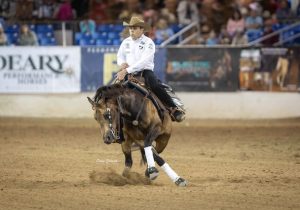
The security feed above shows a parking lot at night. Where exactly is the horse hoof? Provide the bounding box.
[175,177,187,187]
[122,167,131,177]
[145,167,159,180]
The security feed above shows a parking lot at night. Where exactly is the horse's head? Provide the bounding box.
[88,96,120,144]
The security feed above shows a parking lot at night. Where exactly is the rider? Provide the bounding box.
[116,16,185,122]
[116,16,185,180]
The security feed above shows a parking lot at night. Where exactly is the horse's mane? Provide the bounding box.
[94,83,126,103]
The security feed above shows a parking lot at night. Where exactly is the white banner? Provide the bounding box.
[0,47,81,93]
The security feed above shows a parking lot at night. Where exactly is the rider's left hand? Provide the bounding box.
[117,69,127,81]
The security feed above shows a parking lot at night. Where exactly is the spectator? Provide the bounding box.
[206,30,218,46]
[79,17,96,35]
[245,7,263,35]
[0,24,7,45]
[2,0,16,20]
[71,0,90,19]
[210,1,232,34]
[198,24,211,44]
[53,0,74,21]
[154,18,174,43]
[276,0,293,19]
[143,0,158,26]
[260,0,278,15]
[89,0,109,23]
[160,8,176,24]
[177,0,199,25]
[226,9,245,37]
[0,0,10,19]
[261,18,279,46]
[119,0,142,22]
[231,28,248,46]
[15,0,34,20]
[18,24,39,46]
[164,0,177,14]
[219,25,232,45]
[36,0,55,20]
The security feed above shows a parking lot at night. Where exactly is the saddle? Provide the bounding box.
[123,74,185,122]
[123,75,167,121]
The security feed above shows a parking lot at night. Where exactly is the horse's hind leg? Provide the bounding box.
[149,132,187,187]
[151,148,187,187]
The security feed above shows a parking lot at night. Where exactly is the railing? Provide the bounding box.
[274,32,300,46]
[247,21,300,46]
[160,21,200,47]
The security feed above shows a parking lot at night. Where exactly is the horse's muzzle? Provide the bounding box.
[103,131,116,144]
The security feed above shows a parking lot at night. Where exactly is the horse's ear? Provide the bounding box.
[87,97,95,107]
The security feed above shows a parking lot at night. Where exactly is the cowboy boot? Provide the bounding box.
[170,107,185,122]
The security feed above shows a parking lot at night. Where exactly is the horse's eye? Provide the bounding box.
[103,112,110,120]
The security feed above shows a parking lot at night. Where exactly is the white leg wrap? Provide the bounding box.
[144,146,155,168]
[161,163,180,182]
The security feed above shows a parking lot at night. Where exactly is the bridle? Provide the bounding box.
[93,101,120,142]
[103,107,120,141]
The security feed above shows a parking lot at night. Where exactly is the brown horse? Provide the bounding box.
[87,82,187,186]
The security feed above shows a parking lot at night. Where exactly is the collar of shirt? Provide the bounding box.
[129,34,145,42]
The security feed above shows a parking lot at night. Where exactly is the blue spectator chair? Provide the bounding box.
[79,37,95,46]
[112,39,121,45]
[113,24,123,32]
[292,24,300,33]
[247,30,263,42]
[108,31,119,39]
[170,24,184,33]
[154,39,163,45]
[40,37,56,46]
[5,24,19,33]
[97,24,110,32]
[281,30,295,45]
[92,32,107,40]
[36,24,54,33]
[96,39,105,46]
[105,39,113,45]
[6,32,19,45]
[75,32,85,45]
[79,39,88,46]
[272,23,287,31]
[28,24,36,32]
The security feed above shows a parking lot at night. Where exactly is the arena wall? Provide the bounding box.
[0,92,299,119]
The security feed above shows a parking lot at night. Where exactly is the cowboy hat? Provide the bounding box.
[123,16,150,31]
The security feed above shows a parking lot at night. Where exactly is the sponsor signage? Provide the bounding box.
[0,47,81,93]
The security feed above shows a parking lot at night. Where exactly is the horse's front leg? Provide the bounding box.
[121,138,133,177]
[143,128,160,180]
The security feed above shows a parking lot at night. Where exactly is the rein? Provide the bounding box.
[117,92,148,126]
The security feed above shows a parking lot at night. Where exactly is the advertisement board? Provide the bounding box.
[166,47,240,91]
[0,47,81,93]
[239,47,299,91]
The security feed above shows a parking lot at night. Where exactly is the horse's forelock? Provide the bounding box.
[94,84,125,103]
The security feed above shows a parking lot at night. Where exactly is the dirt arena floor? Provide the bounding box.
[0,117,300,210]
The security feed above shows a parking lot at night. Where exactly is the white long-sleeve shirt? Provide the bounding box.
[117,34,155,74]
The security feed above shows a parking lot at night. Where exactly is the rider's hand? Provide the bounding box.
[116,69,127,81]
[120,63,129,70]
